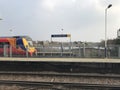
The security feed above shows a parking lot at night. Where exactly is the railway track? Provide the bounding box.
[0,72,120,84]
[0,80,120,90]
[0,71,120,78]
[0,71,120,89]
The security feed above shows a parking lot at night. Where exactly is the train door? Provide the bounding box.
[0,42,10,57]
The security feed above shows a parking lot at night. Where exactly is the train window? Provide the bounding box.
[28,41,33,47]
[0,43,2,48]
[0,42,10,48]
[22,36,33,47]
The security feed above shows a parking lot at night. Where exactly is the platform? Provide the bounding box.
[0,57,119,63]
[0,57,120,73]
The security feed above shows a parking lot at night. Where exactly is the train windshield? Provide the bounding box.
[28,41,33,47]
[13,36,34,47]
[23,36,33,47]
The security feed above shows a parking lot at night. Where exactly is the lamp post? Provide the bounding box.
[105,4,112,58]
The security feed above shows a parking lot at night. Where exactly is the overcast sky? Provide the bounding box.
[0,0,120,42]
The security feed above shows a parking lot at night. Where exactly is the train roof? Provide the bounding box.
[0,36,32,41]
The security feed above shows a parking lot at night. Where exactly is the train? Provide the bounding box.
[0,36,36,56]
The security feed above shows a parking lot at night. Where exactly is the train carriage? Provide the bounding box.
[0,36,36,56]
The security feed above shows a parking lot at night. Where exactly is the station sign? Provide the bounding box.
[51,34,71,38]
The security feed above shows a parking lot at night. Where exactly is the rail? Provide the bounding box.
[0,80,119,89]
[0,71,120,78]
[0,71,120,89]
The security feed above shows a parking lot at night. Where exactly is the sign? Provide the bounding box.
[51,34,71,38]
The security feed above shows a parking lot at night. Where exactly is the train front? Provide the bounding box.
[15,36,37,56]
[23,36,37,56]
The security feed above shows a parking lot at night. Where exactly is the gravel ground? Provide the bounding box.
[0,73,120,90]
[0,85,23,90]
[0,86,82,90]
[0,85,84,90]
[0,74,119,85]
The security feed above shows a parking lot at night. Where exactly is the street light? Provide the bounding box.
[105,4,112,58]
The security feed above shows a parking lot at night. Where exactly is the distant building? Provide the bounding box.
[117,29,120,39]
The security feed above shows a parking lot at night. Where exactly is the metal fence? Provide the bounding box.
[35,42,120,58]
[0,44,120,58]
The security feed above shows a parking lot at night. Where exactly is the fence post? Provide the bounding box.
[83,43,86,58]
[79,46,81,57]
[118,46,120,58]
[4,45,8,57]
[69,44,72,57]
[10,45,12,57]
[98,46,100,58]
[3,45,6,57]
[61,43,63,56]
[26,46,28,58]
[50,44,53,56]
[43,45,45,56]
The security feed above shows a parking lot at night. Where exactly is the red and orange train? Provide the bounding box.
[0,36,36,56]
